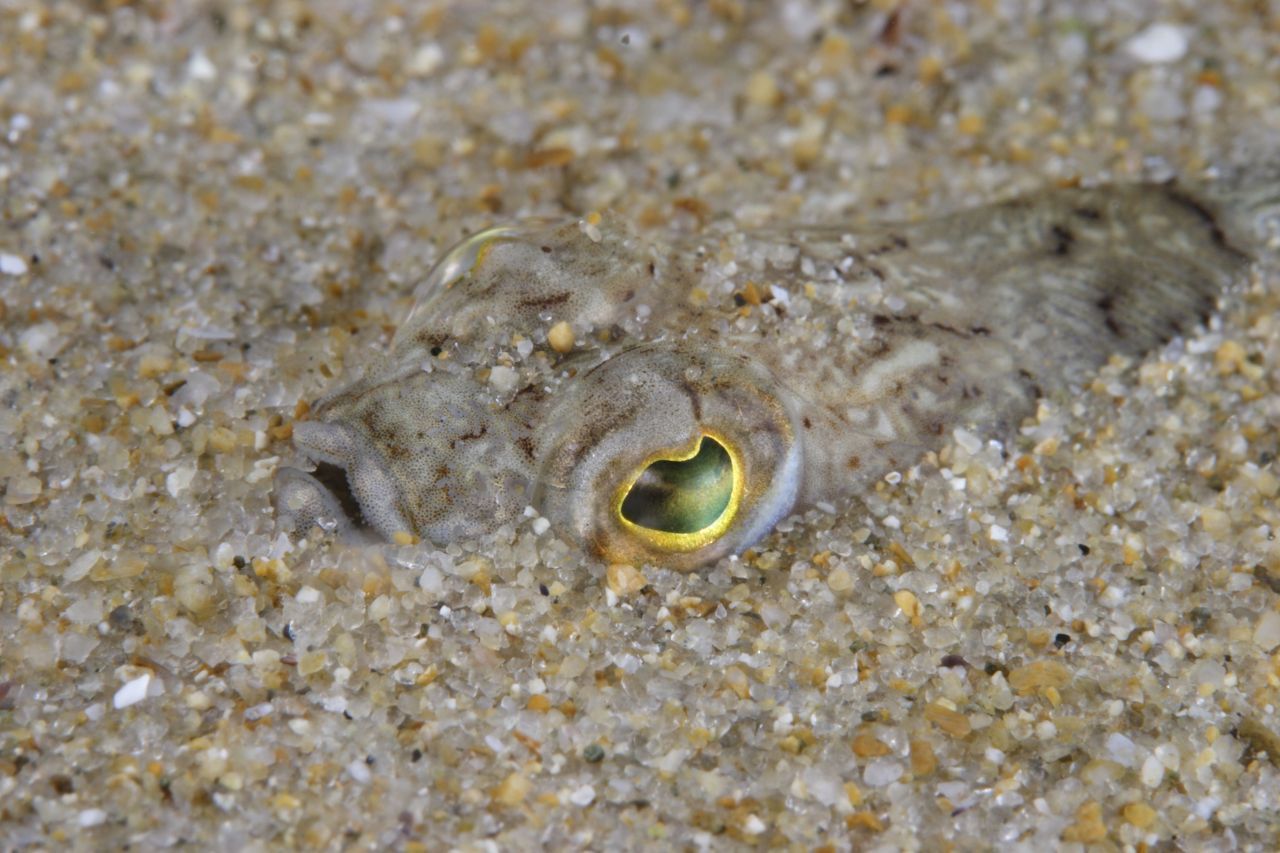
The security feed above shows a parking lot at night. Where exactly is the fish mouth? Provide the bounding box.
[274,465,368,541]
[306,460,369,529]
[290,420,413,540]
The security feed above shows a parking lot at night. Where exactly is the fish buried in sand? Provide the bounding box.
[274,175,1277,569]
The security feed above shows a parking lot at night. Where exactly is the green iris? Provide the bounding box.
[620,437,735,534]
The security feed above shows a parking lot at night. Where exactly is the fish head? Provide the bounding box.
[285,366,536,544]
[276,215,804,567]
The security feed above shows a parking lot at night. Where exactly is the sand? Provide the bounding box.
[2,1,1280,849]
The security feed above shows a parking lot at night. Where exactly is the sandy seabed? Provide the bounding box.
[3,1,1280,849]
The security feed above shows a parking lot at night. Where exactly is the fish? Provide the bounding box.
[273,174,1277,570]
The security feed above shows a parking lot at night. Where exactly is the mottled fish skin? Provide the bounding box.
[275,179,1261,569]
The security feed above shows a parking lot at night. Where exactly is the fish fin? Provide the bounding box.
[1196,162,1280,249]
[761,181,1252,395]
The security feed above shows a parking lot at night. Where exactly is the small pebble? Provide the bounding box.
[1140,754,1165,787]
[65,550,101,582]
[909,739,937,776]
[489,365,518,393]
[1106,732,1138,767]
[1253,611,1280,651]
[548,321,575,353]
[165,464,196,498]
[345,759,371,784]
[113,673,151,709]
[1123,801,1157,829]
[1124,23,1188,64]
[863,758,904,787]
[744,70,779,107]
[187,50,217,81]
[0,252,28,275]
[407,43,444,77]
[4,475,42,505]
[893,590,921,620]
[1008,660,1070,694]
[606,563,646,597]
[852,733,891,758]
[493,772,531,806]
[18,322,63,360]
[924,702,972,738]
[295,586,321,604]
[1062,801,1107,843]
[826,565,854,592]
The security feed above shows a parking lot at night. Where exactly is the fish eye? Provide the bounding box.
[614,435,744,552]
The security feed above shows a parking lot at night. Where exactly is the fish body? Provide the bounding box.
[275,179,1263,569]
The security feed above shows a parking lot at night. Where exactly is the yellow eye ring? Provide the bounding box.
[612,433,744,553]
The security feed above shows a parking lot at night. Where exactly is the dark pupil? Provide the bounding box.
[620,438,733,534]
